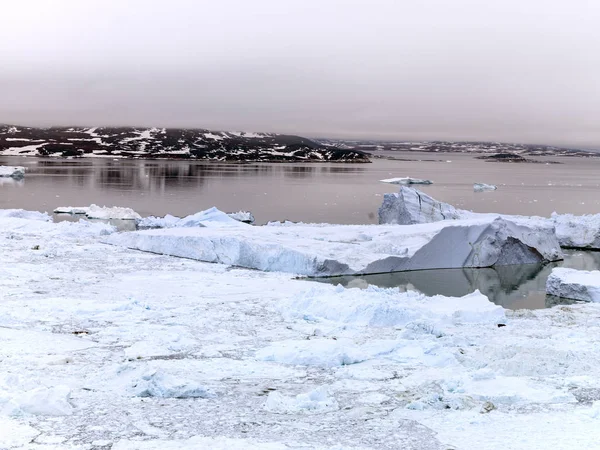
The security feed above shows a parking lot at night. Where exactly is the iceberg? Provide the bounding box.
[227,210,255,224]
[380,177,433,185]
[546,268,600,302]
[474,183,498,192]
[0,166,25,179]
[379,186,600,250]
[378,187,463,225]
[105,208,562,276]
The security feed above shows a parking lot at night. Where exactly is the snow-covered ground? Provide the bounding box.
[3,211,600,449]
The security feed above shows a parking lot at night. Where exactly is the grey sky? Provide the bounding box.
[1,0,599,147]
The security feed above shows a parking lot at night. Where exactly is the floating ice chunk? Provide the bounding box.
[132,371,215,399]
[264,386,338,414]
[256,339,368,368]
[0,166,25,179]
[546,268,600,302]
[474,183,498,192]
[380,177,433,185]
[54,204,141,220]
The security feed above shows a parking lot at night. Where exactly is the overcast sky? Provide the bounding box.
[1,0,599,147]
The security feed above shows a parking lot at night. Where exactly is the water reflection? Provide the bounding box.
[317,250,600,310]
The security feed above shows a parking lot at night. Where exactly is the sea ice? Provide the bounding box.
[132,370,215,399]
[546,268,600,302]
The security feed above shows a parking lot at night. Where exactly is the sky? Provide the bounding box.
[1,0,599,147]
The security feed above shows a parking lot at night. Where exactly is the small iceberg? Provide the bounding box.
[474,183,498,192]
[380,177,433,185]
[54,204,141,220]
[0,166,25,179]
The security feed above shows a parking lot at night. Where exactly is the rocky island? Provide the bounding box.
[0,125,370,163]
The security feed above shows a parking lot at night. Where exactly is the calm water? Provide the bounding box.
[316,250,599,310]
[2,152,600,224]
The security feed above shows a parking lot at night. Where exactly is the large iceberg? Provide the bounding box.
[546,268,600,302]
[0,166,25,179]
[105,208,562,276]
[379,186,600,250]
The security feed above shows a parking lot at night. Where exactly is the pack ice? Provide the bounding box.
[546,267,600,302]
[379,186,600,250]
[105,208,562,276]
[0,166,25,179]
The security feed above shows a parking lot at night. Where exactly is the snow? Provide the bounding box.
[546,268,600,302]
[380,186,600,250]
[106,211,562,276]
[474,182,498,191]
[3,206,600,449]
[0,165,25,179]
[54,204,141,220]
[380,177,433,185]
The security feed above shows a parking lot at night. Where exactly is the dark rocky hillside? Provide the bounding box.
[0,125,370,162]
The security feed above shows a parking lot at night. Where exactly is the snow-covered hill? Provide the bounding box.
[0,125,370,162]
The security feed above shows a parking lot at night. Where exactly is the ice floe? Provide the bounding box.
[546,268,600,302]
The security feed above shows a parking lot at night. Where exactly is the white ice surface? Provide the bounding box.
[2,208,600,449]
[546,267,600,302]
